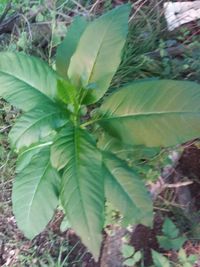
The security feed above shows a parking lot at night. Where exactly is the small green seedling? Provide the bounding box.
[157,218,187,250]
[122,244,142,266]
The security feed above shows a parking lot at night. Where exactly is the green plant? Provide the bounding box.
[122,244,142,266]
[177,248,198,267]
[151,248,198,267]
[1,4,200,260]
[157,217,187,250]
[38,240,85,267]
[151,250,171,267]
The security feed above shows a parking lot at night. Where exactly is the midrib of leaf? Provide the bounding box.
[70,127,90,234]
[0,70,55,102]
[25,161,50,225]
[18,142,52,159]
[14,109,62,144]
[101,111,200,120]
[82,111,200,129]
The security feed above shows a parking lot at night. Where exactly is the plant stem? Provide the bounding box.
[80,118,100,128]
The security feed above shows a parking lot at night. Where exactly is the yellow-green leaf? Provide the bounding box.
[68,5,130,104]
[56,16,88,78]
[99,80,200,147]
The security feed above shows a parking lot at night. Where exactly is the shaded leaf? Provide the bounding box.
[103,152,153,226]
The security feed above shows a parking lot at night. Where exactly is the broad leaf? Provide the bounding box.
[99,80,200,147]
[56,16,88,78]
[12,144,60,239]
[51,124,104,260]
[68,4,130,104]
[0,52,59,111]
[9,104,68,151]
[103,152,153,226]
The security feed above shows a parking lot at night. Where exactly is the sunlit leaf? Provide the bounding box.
[68,5,130,104]
[56,16,88,78]
[99,80,200,147]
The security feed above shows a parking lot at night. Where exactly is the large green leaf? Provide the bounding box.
[103,152,153,226]
[68,4,130,104]
[9,104,68,152]
[51,124,104,260]
[99,80,200,147]
[0,52,58,111]
[56,16,88,78]
[12,144,60,239]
